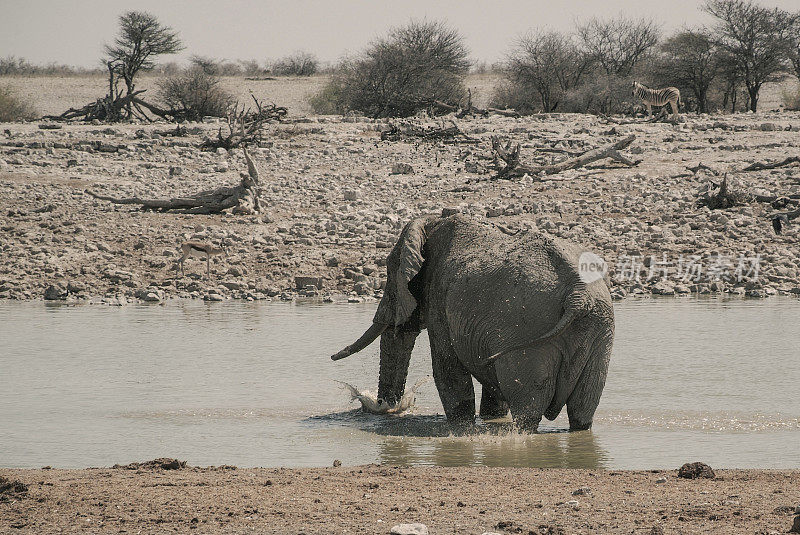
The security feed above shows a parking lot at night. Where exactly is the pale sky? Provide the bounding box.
[1,0,798,68]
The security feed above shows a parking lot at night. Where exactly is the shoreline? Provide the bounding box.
[2,464,799,533]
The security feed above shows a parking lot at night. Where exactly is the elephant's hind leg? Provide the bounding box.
[566,328,613,431]
[479,387,509,420]
[493,344,560,433]
[429,332,476,433]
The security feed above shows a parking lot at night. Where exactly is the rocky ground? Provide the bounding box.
[1,95,800,304]
[1,464,799,534]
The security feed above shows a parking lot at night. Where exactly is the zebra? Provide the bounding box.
[632,81,680,119]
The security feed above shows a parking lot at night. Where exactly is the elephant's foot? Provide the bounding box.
[513,413,542,434]
[479,392,510,420]
[568,420,592,432]
[446,399,477,435]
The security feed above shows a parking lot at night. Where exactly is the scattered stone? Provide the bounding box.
[390,523,428,535]
[332,459,341,467]
[44,283,67,300]
[678,462,715,479]
[572,487,591,496]
[391,163,414,175]
[655,477,667,483]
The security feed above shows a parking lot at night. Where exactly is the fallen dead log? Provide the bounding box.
[490,134,639,180]
[420,91,520,118]
[741,156,800,172]
[43,90,146,122]
[599,108,683,125]
[85,147,262,215]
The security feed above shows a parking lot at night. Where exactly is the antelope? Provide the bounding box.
[176,241,226,279]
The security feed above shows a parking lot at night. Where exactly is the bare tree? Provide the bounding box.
[653,29,719,113]
[503,30,591,112]
[704,0,796,111]
[105,11,184,117]
[576,16,660,76]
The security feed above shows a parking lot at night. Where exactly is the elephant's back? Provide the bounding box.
[436,228,571,361]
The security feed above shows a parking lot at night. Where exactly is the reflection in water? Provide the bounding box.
[309,409,609,468]
[377,428,607,469]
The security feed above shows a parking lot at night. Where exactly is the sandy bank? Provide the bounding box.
[1,464,799,534]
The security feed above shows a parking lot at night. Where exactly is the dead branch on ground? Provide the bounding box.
[85,147,262,215]
[741,156,800,172]
[600,108,683,125]
[419,90,519,118]
[489,134,639,180]
[201,96,287,150]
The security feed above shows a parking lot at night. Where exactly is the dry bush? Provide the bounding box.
[561,75,636,114]
[490,80,541,115]
[271,52,318,76]
[311,20,469,117]
[0,85,37,121]
[189,55,242,76]
[157,69,234,121]
[782,86,800,110]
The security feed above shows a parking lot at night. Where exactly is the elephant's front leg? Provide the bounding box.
[429,332,475,434]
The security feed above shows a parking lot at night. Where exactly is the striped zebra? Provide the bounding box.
[632,81,680,118]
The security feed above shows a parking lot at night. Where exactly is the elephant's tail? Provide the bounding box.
[484,285,588,364]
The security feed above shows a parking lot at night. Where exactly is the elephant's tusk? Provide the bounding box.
[330,322,388,361]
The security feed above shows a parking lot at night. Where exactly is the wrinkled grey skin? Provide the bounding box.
[332,214,614,433]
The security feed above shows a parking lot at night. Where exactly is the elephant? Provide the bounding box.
[331,214,614,433]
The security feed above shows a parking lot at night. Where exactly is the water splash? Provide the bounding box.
[336,376,431,414]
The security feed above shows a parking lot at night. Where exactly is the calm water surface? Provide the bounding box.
[1,297,798,469]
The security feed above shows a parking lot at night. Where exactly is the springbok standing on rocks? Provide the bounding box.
[176,241,226,279]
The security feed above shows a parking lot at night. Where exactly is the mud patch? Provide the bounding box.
[0,476,28,502]
[112,458,188,470]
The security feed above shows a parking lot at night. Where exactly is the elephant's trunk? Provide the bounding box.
[330,322,388,361]
[377,330,417,406]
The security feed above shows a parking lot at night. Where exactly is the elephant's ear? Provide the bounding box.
[374,218,427,327]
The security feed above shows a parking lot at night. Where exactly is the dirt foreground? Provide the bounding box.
[1,464,799,534]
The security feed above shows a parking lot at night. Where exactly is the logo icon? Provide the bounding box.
[578,252,608,284]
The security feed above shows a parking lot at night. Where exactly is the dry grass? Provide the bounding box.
[0,84,37,121]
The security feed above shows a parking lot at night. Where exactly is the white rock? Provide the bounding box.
[390,523,428,535]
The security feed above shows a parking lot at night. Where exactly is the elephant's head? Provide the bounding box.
[331,217,432,406]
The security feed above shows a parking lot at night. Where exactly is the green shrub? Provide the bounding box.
[157,69,234,121]
[0,85,37,121]
[310,20,469,117]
